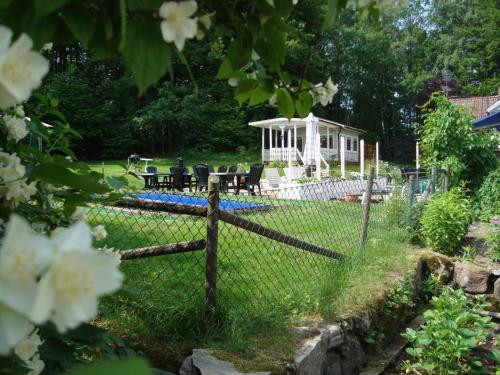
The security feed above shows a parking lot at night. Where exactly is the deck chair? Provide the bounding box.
[195,164,209,192]
[240,163,264,195]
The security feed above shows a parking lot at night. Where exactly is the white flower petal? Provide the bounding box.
[0,304,33,355]
[50,221,92,253]
[159,1,178,19]
[29,269,56,326]
[161,20,177,43]
[178,0,197,17]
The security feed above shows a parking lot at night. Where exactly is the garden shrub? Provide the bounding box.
[486,218,500,262]
[420,189,472,254]
[386,190,407,227]
[268,160,287,168]
[476,165,500,221]
[403,288,494,374]
[407,199,428,244]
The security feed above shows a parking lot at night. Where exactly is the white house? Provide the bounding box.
[249,113,365,179]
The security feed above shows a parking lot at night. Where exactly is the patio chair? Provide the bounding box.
[195,164,209,192]
[172,166,190,192]
[217,165,227,173]
[240,163,264,195]
[145,166,158,189]
[207,165,215,173]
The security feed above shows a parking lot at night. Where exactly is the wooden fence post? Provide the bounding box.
[444,165,450,192]
[430,165,437,193]
[407,175,416,226]
[359,166,375,252]
[205,175,220,329]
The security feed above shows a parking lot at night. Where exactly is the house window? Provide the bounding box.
[353,139,358,152]
[346,137,351,151]
[320,136,327,148]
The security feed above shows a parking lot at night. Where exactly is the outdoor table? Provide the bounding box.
[138,172,158,189]
[161,172,194,192]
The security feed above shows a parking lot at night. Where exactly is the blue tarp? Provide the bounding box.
[473,111,500,131]
[134,193,272,212]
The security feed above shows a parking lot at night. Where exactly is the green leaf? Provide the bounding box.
[274,0,293,18]
[122,20,172,94]
[296,91,312,118]
[31,163,109,194]
[35,0,74,19]
[60,7,96,47]
[21,9,58,50]
[64,323,107,343]
[277,88,294,118]
[235,79,257,105]
[227,31,253,70]
[68,358,152,375]
[127,0,164,11]
[249,87,273,106]
[106,176,127,190]
[322,0,348,30]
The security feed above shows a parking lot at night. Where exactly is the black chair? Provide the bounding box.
[217,165,227,173]
[145,166,158,189]
[240,164,264,195]
[169,166,176,173]
[207,165,215,173]
[171,166,190,191]
[195,165,209,192]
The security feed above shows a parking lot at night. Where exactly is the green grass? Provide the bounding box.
[89,188,413,371]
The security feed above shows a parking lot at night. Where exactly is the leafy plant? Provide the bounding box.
[420,189,472,254]
[419,93,497,191]
[477,165,500,221]
[386,189,407,228]
[383,275,414,315]
[486,219,500,262]
[403,288,495,375]
[268,160,287,169]
[461,245,477,261]
[407,199,428,244]
[421,275,444,300]
[364,329,385,345]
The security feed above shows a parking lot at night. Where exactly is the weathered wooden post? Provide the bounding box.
[359,166,375,252]
[444,165,450,192]
[407,175,416,227]
[430,165,437,193]
[205,175,220,329]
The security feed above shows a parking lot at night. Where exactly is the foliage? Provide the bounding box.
[421,275,444,301]
[460,245,477,262]
[403,288,495,375]
[476,164,500,221]
[386,189,407,228]
[378,161,403,184]
[407,199,427,244]
[383,275,414,315]
[419,93,497,191]
[486,219,500,262]
[420,189,472,254]
[268,160,287,168]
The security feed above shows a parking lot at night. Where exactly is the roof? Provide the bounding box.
[248,114,365,134]
[450,95,500,119]
[473,111,500,131]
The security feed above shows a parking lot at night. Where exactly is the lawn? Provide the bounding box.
[89,187,412,371]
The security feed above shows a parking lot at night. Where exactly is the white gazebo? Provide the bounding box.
[249,113,365,180]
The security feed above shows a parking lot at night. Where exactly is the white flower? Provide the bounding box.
[199,13,213,30]
[14,329,42,362]
[227,78,239,87]
[41,42,53,51]
[72,206,89,221]
[26,354,45,375]
[0,215,53,316]
[30,221,123,332]
[159,1,198,51]
[0,151,25,182]
[251,49,260,61]
[14,105,24,117]
[0,152,36,206]
[0,303,33,355]
[0,26,49,110]
[3,114,28,142]
[310,77,338,106]
[269,93,277,106]
[92,225,107,241]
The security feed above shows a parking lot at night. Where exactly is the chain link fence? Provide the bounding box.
[89,170,422,339]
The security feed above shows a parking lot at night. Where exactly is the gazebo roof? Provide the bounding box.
[248,114,365,134]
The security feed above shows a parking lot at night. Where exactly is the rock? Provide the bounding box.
[351,313,372,337]
[454,261,491,294]
[422,254,454,283]
[179,349,270,375]
[324,352,342,375]
[495,278,500,302]
[294,334,328,375]
[339,334,366,375]
[292,326,321,338]
[327,325,344,349]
